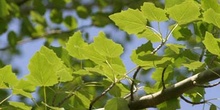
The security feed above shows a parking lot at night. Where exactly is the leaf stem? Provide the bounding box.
[0,94,13,104]
[44,86,47,110]
[89,82,115,110]
[151,23,178,54]
[130,66,141,101]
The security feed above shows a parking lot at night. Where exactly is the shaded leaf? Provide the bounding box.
[157,98,180,110]
[210,104,217,110]
[105,97,129,110]
[63,16,77,30]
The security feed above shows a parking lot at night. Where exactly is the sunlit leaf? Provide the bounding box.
[109,8,161,42]
[165,0,185,9]
[141,2,168,21]
[66,31,88,59]
[0,65,19,89]
[9,101,32,110]
[167,0,200,24]
[27,51,58,86]
[203,32,220,56]
[109,8,146,34]
[93,32,123,58]
[105,98,129,110]
[203,8,220,28]
[183,61,205,71]
[201,0,220,13]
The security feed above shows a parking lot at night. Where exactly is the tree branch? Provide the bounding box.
[128,67,220,109]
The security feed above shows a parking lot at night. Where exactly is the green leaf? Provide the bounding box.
[167,0,200,25]
[109,8,146,34]
[136,28,162,42]
[50,9,63,24]
[33,0,46,15]
[66,31,88,59]
[166,44,185,54]
[157,98,180,110]
[8,31,17,48]
[210,104,217,110]
[92,12,110,27]
[171,25,192,40]
[141,2,168,21]
[109,8,161,42]
[203,8,220,28]
[203,32,220,56]
[76,6,89,19]
[183,61,204,71]
[75,92,90,108]
[30,11,46,25]
[9,101,32,110]
[0,65,19,89]
[27,51,58,86]
[165,0,185,9]
[201,0,220,13]
[102,63,126,82]
[0,0,9,17]
[63,16,77,30]
[15,79,36,92]
[83,32,124,64]
[93,32,123,58]
[12,88,32,98]
[83,44,106,64]
[27,46,72,86]
[184,87,205,103]
[105,97,129,110]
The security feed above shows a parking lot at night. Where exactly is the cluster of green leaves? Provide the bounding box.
[109,0,220,109]
[0,31,131,109]
[1,0,220,110]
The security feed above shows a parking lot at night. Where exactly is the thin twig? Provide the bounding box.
[130,66,141,102]
[89,82,116,110]
[180,95,207,105]
[161,66,168,90]
[151,24,178,54]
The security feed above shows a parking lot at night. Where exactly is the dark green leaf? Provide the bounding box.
[210,104,217,110]
[50,9,63,24]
